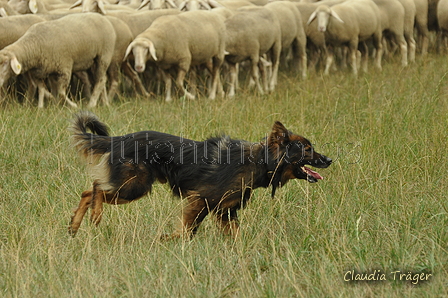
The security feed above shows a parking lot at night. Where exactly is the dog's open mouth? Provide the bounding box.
[301,166,323,183]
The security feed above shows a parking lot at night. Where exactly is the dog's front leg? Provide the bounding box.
[215,208,240,239]
[161,197,209,240]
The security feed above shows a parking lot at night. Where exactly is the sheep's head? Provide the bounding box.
[0,52,21,88]
[8,0,38,14]
[124,39,158,73]
[307,5,344,33]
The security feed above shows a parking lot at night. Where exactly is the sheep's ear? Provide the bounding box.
[123,41,135,61]
[178,1,187,11]
[208,0,222,8]
[166,0,177,8]
[0,7,8,17]
[29,0,38,13]
[306,11,317,26]
[330,9,344,23]
[137,0,150,10]
[10,56,22,75]
[199,0,211,10]
[70,0,83,9]
[147,40,157,61]
[97,0,107,14]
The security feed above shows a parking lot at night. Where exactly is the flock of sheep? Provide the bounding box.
[0,0,446,107]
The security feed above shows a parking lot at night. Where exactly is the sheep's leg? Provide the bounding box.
[74,71,92,99]
[268,42,281,92]
[121,61,150,97]
[175,68,195,100]
[207,56,223,100]
[359,42,369,73]
[24,72,37,102]
[160,69,173,102]
[250,56,264,95]
[106,63,120,101]
[372,32,383,71]
[348,41,358,76]
[227,62,238,98]
[258,59,268,93]
[397,36,408,67]
[293,38,307,80]
[56,72,78,108]
[188,67,197,96]
[323,47,334,76]
[407,36,416,63]
[87,64,108,108]
[36,79,47,108]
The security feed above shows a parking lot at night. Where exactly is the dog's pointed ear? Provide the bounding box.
[269,121,290,147]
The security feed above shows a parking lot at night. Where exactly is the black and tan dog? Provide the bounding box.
[68,112,332,238]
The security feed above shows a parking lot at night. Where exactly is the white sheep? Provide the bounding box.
[0,14,47,99]
[123,10,226,102]
[265,1,307,80]
[224,6,282,96]
[307,0,383,76]
[105,15,151,100]
[0,13,116,108]
[372,0,408,67]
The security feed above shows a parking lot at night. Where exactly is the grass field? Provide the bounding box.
[0,53,447,297]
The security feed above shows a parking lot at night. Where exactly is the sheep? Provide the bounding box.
[372,0,408,67]
[123,10,226,102]
[265,1,307,79]
[0,13,116,108]
[105,15,151,100]
[224,6,282,96]
[0,14,47,99]
[307,0,383,76]
[293,0,346,74]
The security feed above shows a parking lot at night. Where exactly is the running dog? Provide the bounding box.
[68,111,332,238]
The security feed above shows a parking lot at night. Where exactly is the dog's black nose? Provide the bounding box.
[322,155,332,165]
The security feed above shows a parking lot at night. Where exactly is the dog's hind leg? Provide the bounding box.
[69,189,93,237]
[90,181,106,227]
[89,183,132,227]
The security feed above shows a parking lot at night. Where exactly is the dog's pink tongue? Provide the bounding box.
[304,166,323,180]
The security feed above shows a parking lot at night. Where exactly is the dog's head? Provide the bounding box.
[268,121,332,184]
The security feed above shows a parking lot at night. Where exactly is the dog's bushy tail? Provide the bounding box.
[69,111,111,160]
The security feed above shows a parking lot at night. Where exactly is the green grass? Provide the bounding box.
[0,54,447,297]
